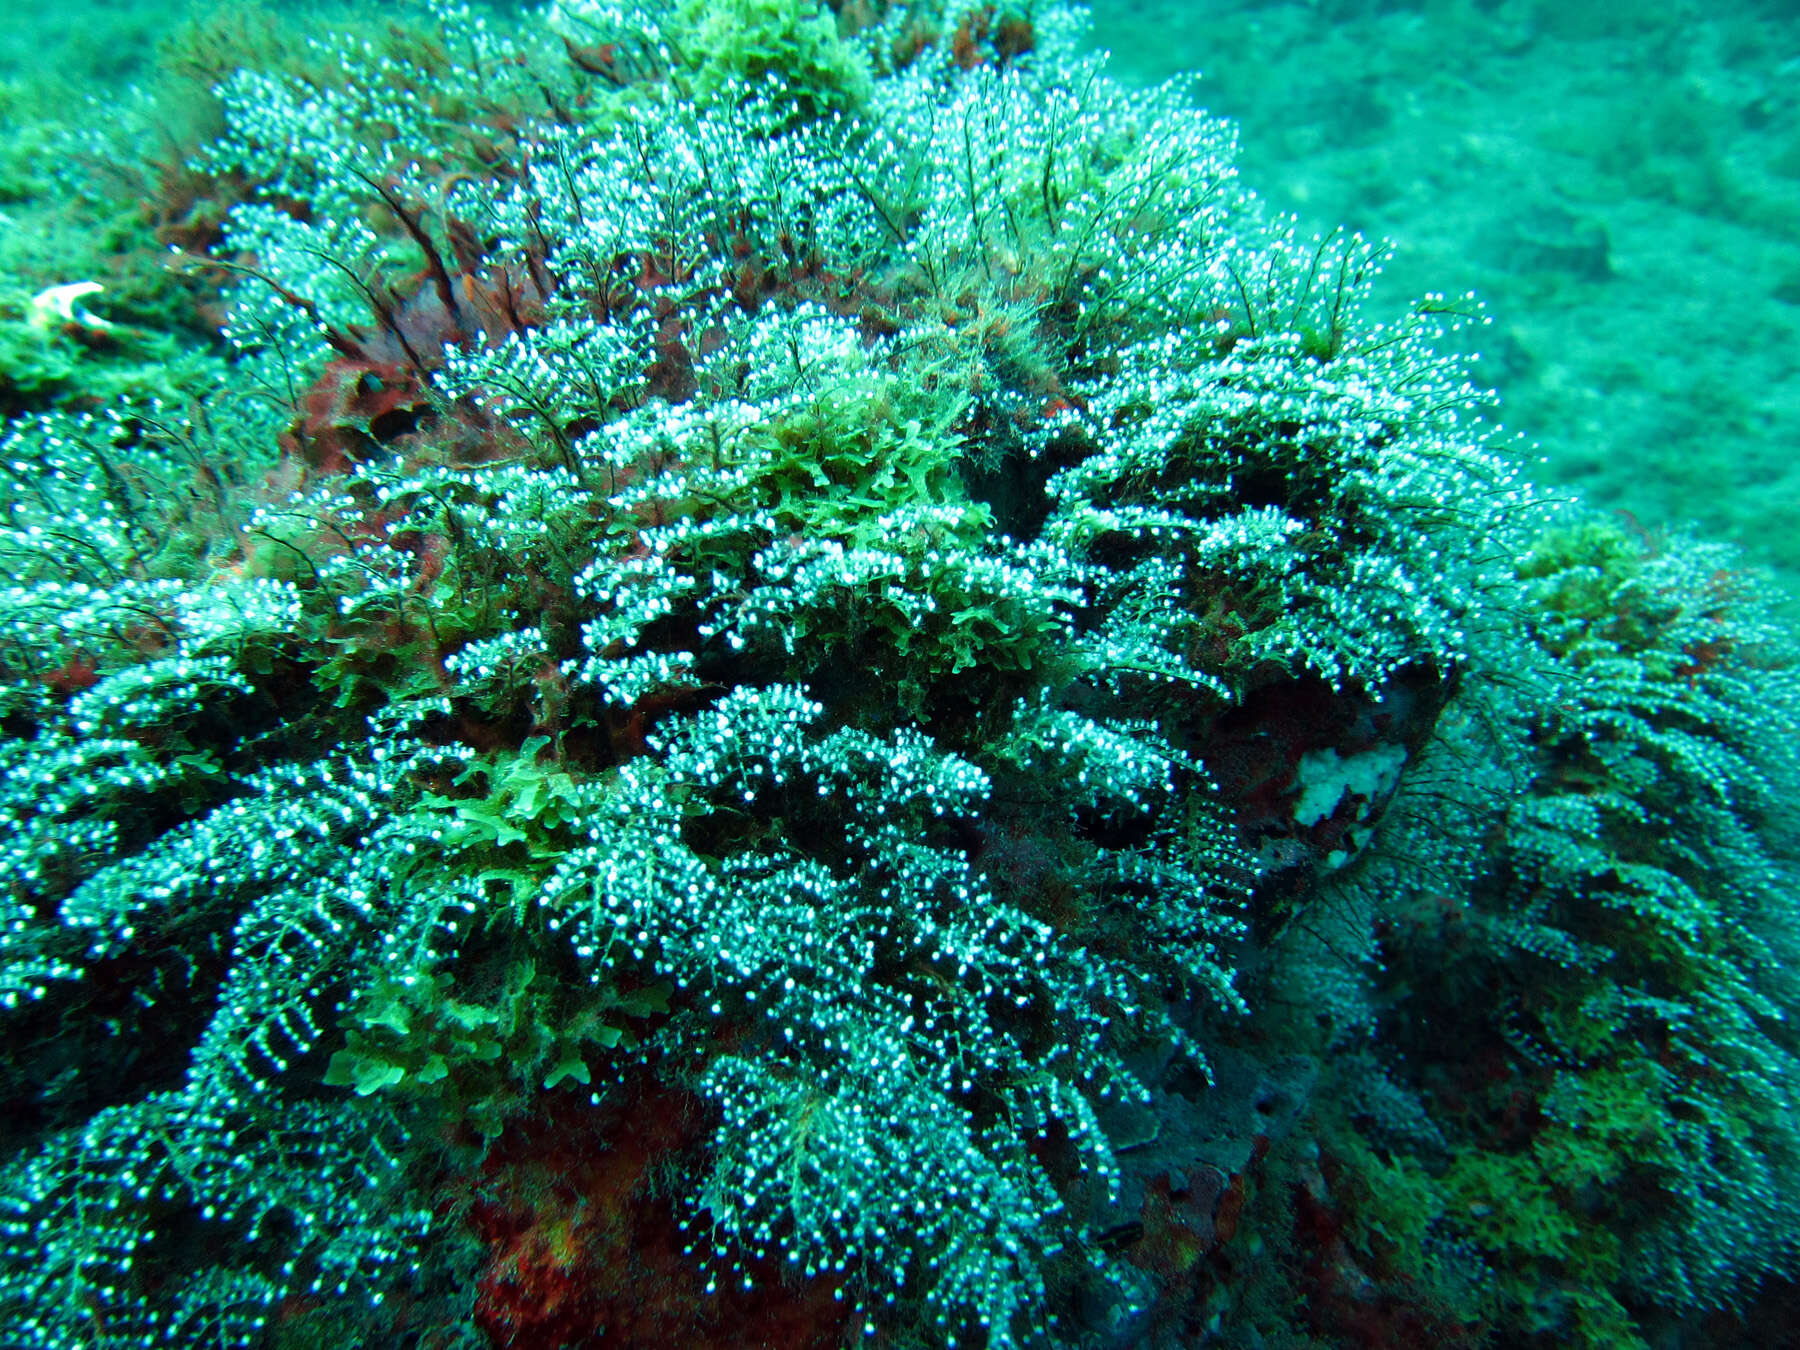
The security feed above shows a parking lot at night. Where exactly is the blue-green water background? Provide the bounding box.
[7,0,1800,609]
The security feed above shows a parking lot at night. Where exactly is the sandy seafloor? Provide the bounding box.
[5,0,1799,611]
[1091,0,1800,617]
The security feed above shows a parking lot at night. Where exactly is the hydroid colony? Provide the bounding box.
[0,3,1794,1346]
